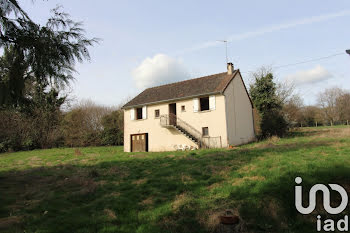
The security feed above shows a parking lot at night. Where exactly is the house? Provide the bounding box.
[122,63,256,152]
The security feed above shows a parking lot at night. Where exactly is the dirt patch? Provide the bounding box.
[201,210,221,230]
[140,196,154,206]
[310,127,350,139]
[105,166,129,178]
[268,136,280,143]
[104,208,117,220]
[161,163,171,168]
[207,165,231,177]
[129,154,147,158]
[87,153,100,157]
[132,178,147,185]
[207,182,223,190]
[56,172,98,196]
[28,156,43,166]
[239,164,258,174]
[263,199,281,220]
[80,159,90,164]
[232,176,265,186]
[0,216,21,229]
[199,208,241,231]
[74,149,82,156]
[29,156,42,161]
[172,193,189,211]
[181,174,193,183]
[16,160,24,165]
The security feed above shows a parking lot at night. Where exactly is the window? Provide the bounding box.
[202,127,209,136]
[181,105,186,112]
[136,107,143,120]
[155,109,160,118]
[200,97,209,111]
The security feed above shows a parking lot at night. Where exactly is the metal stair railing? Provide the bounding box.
[160,113,209,148]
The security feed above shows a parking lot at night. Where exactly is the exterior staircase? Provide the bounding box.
[174,125,199,144]
[160,113,208,148]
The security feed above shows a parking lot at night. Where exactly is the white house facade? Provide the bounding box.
[122,63,255,152]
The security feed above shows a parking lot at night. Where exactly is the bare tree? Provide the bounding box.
[336,92,350,124]
[283,94,304,127]
[301,106,323,127]
[317,87,345,126]
[62,99,114,146]
[276,80,296,105]
[74,99,113,131]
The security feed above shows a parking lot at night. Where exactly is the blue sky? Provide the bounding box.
[21,0,350,106]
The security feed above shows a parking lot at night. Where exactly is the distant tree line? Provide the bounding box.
[249,67,350,139]
[0,99,124,152]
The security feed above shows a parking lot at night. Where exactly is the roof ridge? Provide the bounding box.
[123,70,239,109]
[144,71,230,91]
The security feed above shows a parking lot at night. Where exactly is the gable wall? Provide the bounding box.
[223,73,255,145]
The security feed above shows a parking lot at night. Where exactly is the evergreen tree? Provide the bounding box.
[0,1,97,108]
[249,71,288,138]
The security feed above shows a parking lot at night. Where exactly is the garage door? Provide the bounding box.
[131,133,148,152]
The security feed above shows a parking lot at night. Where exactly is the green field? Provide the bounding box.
[1,126,350,233]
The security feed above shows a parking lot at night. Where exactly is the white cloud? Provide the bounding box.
[132,54,189,89]
[178,9,350,54]
[285,65,333,85]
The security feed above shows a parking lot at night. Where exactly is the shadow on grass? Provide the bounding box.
[0,140,346,233]
[233,165,350,233]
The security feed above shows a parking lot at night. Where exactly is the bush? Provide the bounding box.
[101,110,124,146]
[249,71,288,138]
[260,110,288,138]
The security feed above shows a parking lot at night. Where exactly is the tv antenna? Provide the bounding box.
[217,40,228,63]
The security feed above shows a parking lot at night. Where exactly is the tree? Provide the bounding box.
[317,87,344,126]
[301,106,323,127]
[283,94,304,127]
[101,110,124,146]
[249,68,288,138]
[336,92,350,123]
[0,1,97,151]
[276,80,296,106]
[0,1,97,108]
[62,100,113,147]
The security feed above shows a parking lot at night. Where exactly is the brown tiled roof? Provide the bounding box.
[123,70,239,108]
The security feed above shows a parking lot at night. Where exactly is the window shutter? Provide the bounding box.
[142,106,147,119]
[130,108,135,120]
[209,95,216,110]
[193,98,199,112]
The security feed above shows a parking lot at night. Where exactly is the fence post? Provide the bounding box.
[347,120,349,126]
[316,121,318,127]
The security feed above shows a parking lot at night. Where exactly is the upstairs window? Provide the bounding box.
[131,106,147,120]
[200,97,209,111]
[136,108,143,120]
[181,105,186,112]
[155,109,160,118]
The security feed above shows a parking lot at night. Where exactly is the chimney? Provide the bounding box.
[227,62,234,75]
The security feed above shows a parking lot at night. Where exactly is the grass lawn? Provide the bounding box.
[1,126,350,233]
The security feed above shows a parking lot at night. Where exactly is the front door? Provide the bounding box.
[131,133,148,152]
[169,103,177,125]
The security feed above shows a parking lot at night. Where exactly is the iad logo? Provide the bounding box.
[295,177,348,214]
[295,177,349,231]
